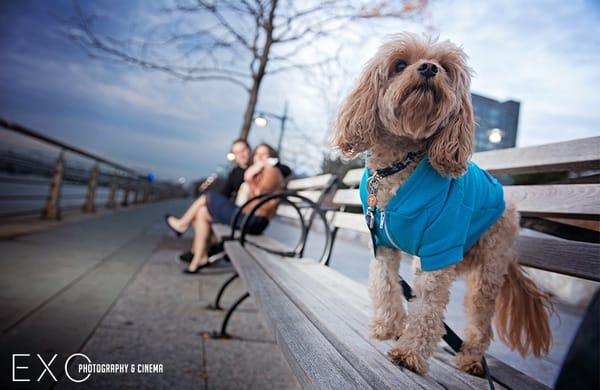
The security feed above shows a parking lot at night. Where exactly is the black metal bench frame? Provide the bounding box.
[209,191,334,338]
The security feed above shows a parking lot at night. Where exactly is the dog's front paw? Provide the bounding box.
[369,316,405,341]
[388,345,428,375]
[455,353,484,377]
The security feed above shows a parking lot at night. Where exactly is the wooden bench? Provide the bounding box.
[220,137,600,389]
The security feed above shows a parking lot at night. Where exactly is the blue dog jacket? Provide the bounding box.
[360,157,505,271]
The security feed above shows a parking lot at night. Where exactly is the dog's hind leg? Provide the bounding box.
[368,247,407,340]
[455,241,512,376]
[389,265,457,375]
[455,207,518,376]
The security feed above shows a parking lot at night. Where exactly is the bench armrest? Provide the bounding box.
[228,193,272,240]
[239,191,334,265]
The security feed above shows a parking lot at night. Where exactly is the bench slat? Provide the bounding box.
[211,223,292,254]
[332,189,360,206]
[263,252,547,390]
[504,184,599,218]
[544,217,600,232]
[333,184,600,218]
[516,234,600,281]
[276,190,323,220]
[330,211,369,233]
[471,137,600,175]
[276,205,304,219]
[296,190,324,202]
[342,137,600,186]
[212,223,233,240]
[327,212,600,281]
[224,241,375,389]
[343,169,363,186]
[287,174,334,191]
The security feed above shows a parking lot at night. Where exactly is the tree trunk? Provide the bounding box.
[239,80,260,140]
[238,0,278,140]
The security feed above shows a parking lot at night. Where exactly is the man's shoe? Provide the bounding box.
[179,251,193,263]
[207,243,224,257]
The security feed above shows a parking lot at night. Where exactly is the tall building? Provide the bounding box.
[471,93,520,152]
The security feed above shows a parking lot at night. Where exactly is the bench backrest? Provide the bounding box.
[276,173,336,220]
[329,137,600,282]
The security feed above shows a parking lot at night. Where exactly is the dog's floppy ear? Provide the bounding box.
[427,69,474,177]
[333,60,382,158]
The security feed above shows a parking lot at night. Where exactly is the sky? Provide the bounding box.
[0,0,599,182]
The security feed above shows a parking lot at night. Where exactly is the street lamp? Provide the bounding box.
[253,100,289,157]
[488,128,504,144]
[254,117,268,128]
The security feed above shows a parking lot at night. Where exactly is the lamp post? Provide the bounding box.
[254,100,289,157]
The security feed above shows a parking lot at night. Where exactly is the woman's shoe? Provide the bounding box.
[164,214,184,238]
[179,251,194,263]
[182,261,210,274]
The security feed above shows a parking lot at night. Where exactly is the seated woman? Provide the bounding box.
[166,143,285,273]
[178,138,252,262]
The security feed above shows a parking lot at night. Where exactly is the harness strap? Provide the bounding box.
[374,151,424,178]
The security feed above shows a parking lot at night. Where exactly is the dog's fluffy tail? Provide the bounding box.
[494,261,553,357]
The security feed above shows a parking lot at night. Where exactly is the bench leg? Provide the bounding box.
[211,292,250,339]
[207,250,228,264]
[207,273,239,311]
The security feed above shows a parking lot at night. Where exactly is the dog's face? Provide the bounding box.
[333,33,474,177]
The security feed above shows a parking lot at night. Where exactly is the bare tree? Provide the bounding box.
[65,0,429,140]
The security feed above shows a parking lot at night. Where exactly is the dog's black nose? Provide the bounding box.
[418,63,438,78]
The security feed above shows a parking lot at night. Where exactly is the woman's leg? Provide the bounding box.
[168,195,206,232]
[187,206,212,271]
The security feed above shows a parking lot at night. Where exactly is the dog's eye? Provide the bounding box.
[394,60,407,73]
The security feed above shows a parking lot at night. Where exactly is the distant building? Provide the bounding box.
[471,93,520,152]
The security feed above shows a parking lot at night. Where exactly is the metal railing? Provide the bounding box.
[0,118,184,219]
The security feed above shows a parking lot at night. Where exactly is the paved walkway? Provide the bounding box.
[57,240,299,389]
[0,199,586,388]
[0,199,298,389]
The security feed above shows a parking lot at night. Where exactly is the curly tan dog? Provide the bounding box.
[332,33,552,376]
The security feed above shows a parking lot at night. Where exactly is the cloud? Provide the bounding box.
[426,0,600,146]
[1,0,599,181]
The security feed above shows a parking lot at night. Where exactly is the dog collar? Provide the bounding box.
[364,150,424,230]
[366,150,424,197]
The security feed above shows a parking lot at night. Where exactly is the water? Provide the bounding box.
[0,174,125,216]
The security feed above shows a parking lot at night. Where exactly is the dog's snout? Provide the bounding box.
[418,63,438,78]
